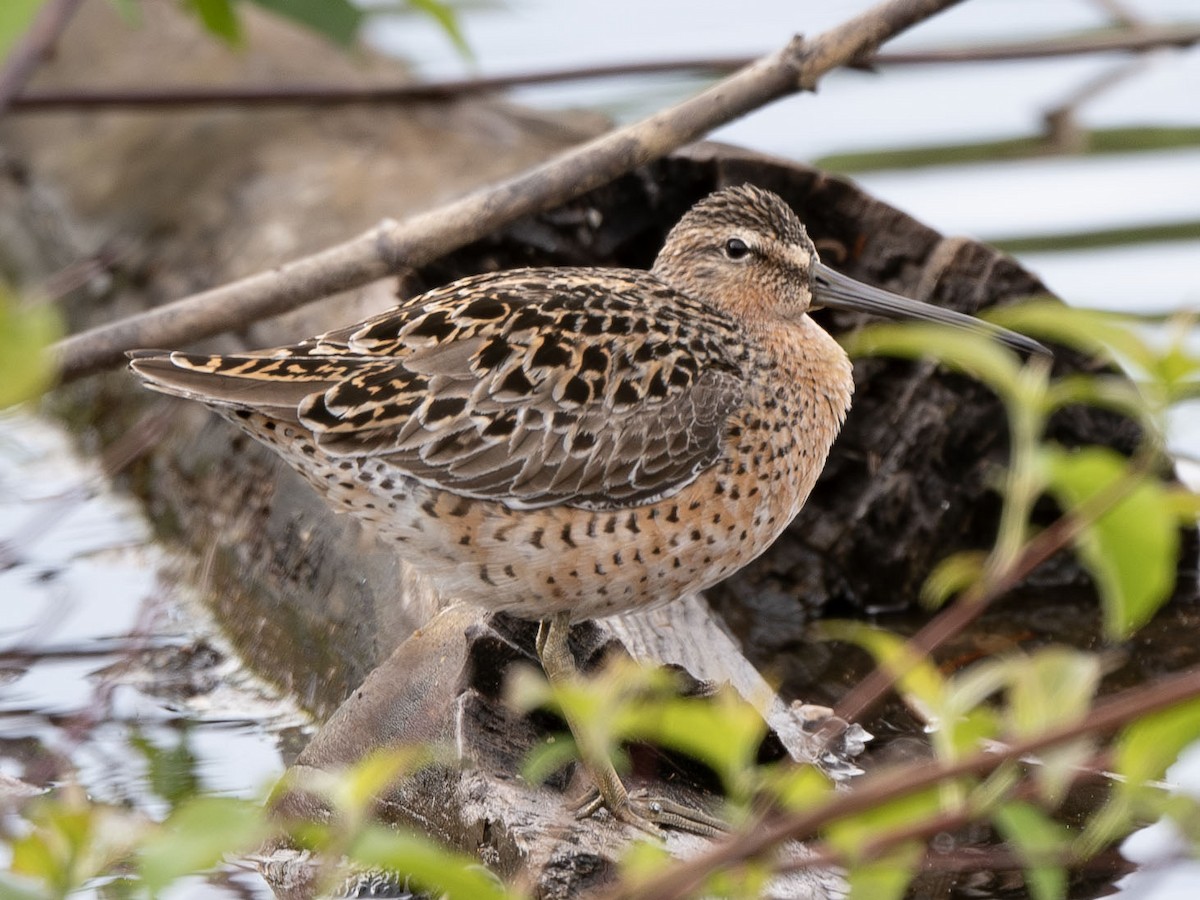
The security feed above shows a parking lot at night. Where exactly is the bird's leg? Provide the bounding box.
[536,613,635,824]
[535,612,728,838]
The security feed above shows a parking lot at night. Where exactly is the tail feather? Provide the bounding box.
[127,350,331,416]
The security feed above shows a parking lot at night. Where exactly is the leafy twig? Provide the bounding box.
[829,445,1161,728]
[605,664,1200,900]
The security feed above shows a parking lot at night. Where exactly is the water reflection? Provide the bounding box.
[0,411,306,895]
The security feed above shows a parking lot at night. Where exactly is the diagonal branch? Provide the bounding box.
[52,0,963,384]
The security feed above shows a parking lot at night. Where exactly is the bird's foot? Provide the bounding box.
[574,786,729,838]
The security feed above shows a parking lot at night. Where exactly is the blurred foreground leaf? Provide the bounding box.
[10,789,147,897]
[512,659,767,804]
[0,0,42,62]
[845,843,921,900]
[1114,697,1200,789]
[988,301,1159,379]
[829,790,938,900]
[817,621,946,723]
[129,729,203,808]
[172,0,468,53]
[841,323,1023,404]
[183,0,241,43]
[921,550,987,608]
[0,289,61,408]
[1042,446,1177,639]
[993,801,1070,900]
[350,825,515,900]
[997,648,1099,803]
[407,0,472,59]
[767,763,834,813]
[248,0,363,47]
[817,126,1200,173]
[1080,696,1200,856]
[139,796,266,893]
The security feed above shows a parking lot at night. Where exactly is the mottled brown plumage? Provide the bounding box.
[130,184,1036,830]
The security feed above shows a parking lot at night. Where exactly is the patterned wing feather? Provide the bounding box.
[134,268,749,511]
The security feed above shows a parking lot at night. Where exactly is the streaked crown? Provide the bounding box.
[651,184,818,324]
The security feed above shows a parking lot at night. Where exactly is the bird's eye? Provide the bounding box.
[724,238,750,260]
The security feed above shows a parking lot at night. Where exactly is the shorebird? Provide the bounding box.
[130,185,1041,832]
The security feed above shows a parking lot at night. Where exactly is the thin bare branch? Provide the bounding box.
[779,755,1115,875]
[0,0,85,117]
[11,24,1199,113]
[52,0,963,383]
[876,20,1194,62]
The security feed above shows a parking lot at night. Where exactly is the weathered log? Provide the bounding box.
[263,602,859,898]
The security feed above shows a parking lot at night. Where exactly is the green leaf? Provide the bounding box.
[703,863,772,899]
[247,0,363,47]
[0,0,42,62]
[139,796,265,893]
[9,827,62,887]
[9,800,95,894]
[1114,697,1200,788]
[1045,374,1151,424]
[9,793,149,896]
[0,290,60,408]
[329,747,428,820]
[765,763,833,812]
[817,621,946,724]
[828,788,941,866]
[521,733,580,787]
[515,658,766,803]
[619,838,672,885]
[0,873,46,900]
[1006,648,1099,738]
[129,730,202,808]
[619,686,767,801]
[184,0,242,44]
[921,550,986,608]
[1167,487,1200,524]
[846,843,922,900]
[1042,446,1178,638]
[1005,648,1100,802]
[993,801,1069,900]
[1077,700,1200,856]
[987,301,1158,375]
[841,323,1024,406]
[350,825,514,900]
[406,0,473,60]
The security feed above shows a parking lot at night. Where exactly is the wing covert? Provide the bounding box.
[261,268,750,510]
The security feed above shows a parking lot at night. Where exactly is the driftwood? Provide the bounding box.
[263,602,862,899]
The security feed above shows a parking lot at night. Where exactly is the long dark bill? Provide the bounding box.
[813,263,1049,357]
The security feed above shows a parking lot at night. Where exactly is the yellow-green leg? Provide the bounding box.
[535,612,728,837]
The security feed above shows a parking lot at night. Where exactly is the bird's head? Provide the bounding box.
[652,184,1048,356]
[652,184,818,326]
